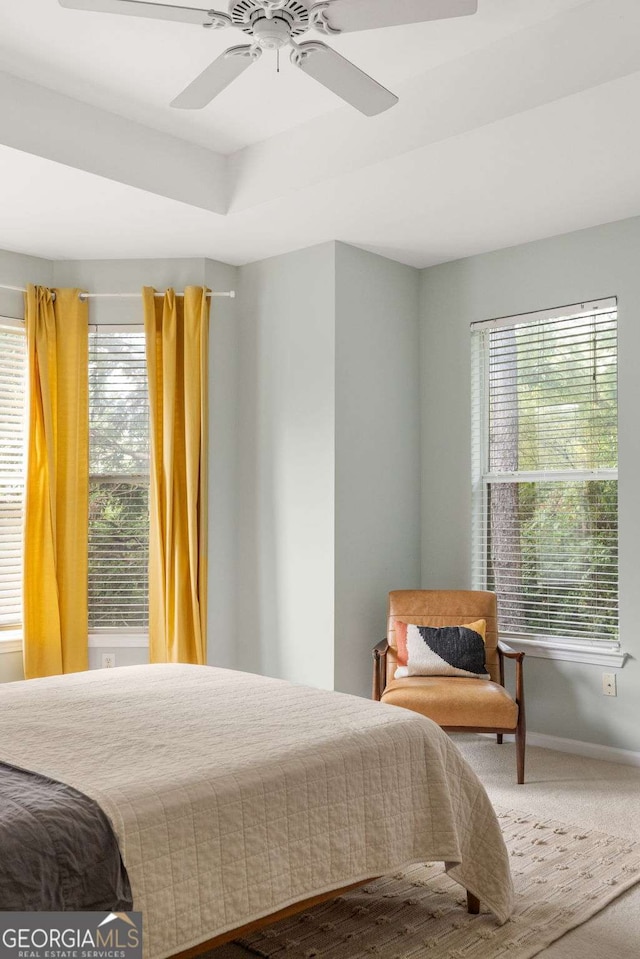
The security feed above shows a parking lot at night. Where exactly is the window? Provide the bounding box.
[471,298,618,653]
[89,328,150,633]
[0,321,27,633]
[0,322,149,644]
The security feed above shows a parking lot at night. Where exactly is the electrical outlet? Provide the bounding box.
[101,653,116,669]
[602,672,617,697]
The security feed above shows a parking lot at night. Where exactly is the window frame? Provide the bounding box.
[471,297,625,668]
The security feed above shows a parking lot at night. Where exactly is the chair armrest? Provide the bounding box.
[497,642,525,714]
[498,640,525,661]
[372,640,389,701]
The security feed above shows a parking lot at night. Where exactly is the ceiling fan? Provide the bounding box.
[58,0,478,116]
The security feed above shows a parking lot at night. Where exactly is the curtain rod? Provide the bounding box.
[0,283,235,300]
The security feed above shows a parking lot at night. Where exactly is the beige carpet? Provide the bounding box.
[210,737,640,959]
[233,807,640,959]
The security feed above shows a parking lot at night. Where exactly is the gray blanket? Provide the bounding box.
[0,760,132,911]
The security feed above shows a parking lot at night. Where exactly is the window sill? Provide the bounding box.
[0,633,148,653]
[0,632,22,655]
[89,633,148,649]
[501,634,627,668]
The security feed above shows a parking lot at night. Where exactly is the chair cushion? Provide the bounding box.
[381,676,518,729]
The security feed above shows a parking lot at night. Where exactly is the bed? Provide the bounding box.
[0,664,513,958]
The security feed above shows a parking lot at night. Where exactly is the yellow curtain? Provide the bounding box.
[143,287,209,665]
[23,286,89,679]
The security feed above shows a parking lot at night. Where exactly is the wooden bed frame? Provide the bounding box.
[172,884,481,957]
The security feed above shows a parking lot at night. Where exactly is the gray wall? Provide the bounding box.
[205,259,240,670]
[334,243,422,697]
[0,654,25,683]
[233,242,423,697]
[0,249,52,318]
[235,244,337,689]
[420,216,640,752]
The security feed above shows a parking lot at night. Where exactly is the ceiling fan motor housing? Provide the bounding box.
[251,15,291,48]
[230,0,310,43]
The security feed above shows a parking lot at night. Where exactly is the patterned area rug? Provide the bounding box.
[237,809,640,959]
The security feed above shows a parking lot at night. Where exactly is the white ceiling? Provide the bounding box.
[0,0,639,268]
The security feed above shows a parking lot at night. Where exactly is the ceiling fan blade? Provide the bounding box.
[171,45,261,109]
[311,0,478,34]
[58,0,230,28]
[291,42,397,116]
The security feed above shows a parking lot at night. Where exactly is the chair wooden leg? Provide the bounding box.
[496,733,503,745]
[467,891,480,914]
[515,654,526,784]
[515,723,526,785]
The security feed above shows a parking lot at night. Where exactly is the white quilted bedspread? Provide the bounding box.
[0,664,513,957]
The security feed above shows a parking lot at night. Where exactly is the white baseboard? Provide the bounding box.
[487,731,640,768]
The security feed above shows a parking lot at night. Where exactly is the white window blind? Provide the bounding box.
[0,322,27,630]
[89,329,150,631]
[471,299,618,646]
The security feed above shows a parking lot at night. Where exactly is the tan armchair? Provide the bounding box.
[373,590,526,784]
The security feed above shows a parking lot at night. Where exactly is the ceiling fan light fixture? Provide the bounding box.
[251,13,292,49]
